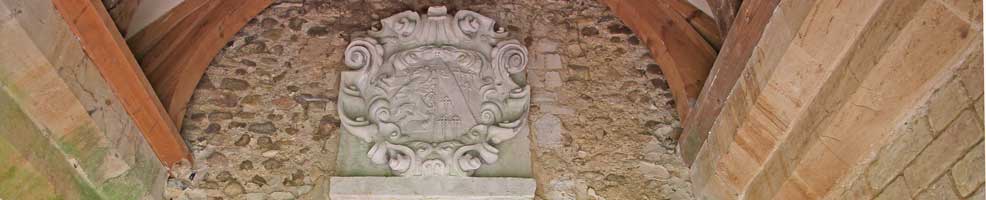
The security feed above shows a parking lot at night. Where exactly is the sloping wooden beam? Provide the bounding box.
[707,0,742,37]
[49,0,191,167]
[127,0,211,59]
[132,0,273,127]
[668,0,723,49]
[602,0,718,121]
[679,0,781,165]
[104,0,141,36]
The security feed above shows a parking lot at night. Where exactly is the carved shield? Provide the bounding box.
[337,6,530,177]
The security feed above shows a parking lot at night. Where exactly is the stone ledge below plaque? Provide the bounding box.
[329,177,536,200]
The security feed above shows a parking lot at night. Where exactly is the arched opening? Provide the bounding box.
[166,1,694,199]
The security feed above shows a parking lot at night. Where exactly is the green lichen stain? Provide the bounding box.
[58,125,109,182]
[98,180,144,200]
[1,62,164,199]
[0,134,60,200]
[96,141,166,199]
[0,86,100,200]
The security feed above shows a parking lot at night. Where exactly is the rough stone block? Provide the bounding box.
[956,46,983,98]
[976,97,984,122]
[903,110,983,196]
[940,0,984,24]
[532,92,557,103]
[539,104,575,115]
[950,141,984,196]
[534,114,564,149]
[545,72,563,88]
[330,176,535,199]
[927,79,972,132]
[543,54,563,69]
[532,40,559,53]
[914,174,960,200]
[969,187,984,200]
[773,179,812,200]
[865,116,935,189]
[874,177,910,200]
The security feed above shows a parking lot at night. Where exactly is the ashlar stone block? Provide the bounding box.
[903,110,983,196]
[331,6,535,199]
[927,78,972,132]
[914,174,960,200]
[950,141,984,197]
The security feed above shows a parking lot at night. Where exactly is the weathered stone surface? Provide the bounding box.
[240,160,254,170]
[539,104,575,115]
[223,181,245,196]
[645,64,662,75]
[638,161,670,180]
[245,193,267,200]
[532,92,557,103]
[204,123,221,133]
[927,79,972,132]
[543,54,563,69]
[865,116,935,189]
[903,111,983,195]
[955,46,983,98]
[977,97,984,122]
[251,175,268,186]
[248,122,277,134]
[950,142,984,196]
[235,135,252,146]
[580,27,599,36]
[545,72,563,88]
[330,177,535,200]
[257,136,275,150]
[532,40,559,53]
[220,78,251,91]
[306,26,328,37]
[873,177,910,200]
[940,0,984,23]
[209,112,234,121]
[535,114,564,149]
[0,1,167,198]
[970,187,985,200]
[270,191,296,200]
[288,17,306,31]
[915,174,960,200]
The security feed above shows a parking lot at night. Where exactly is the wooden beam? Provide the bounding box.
[668,0,723,49]
[679,0,781,165]
[706,0,742,37]
[105,0,141,36]
[602,0,718,121]
[127,0,211,59]
[133,0,273,127]
[49,0,191,167]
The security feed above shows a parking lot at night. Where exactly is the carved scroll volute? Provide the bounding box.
[337,6,530,177]
[339,38,384,143]
[375,12,419,38]
[491,40,531,121]
[454,10,505,40]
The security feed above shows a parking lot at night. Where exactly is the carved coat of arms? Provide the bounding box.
[337,6,530,177]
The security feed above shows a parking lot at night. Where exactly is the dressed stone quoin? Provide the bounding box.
[337,6,531,177]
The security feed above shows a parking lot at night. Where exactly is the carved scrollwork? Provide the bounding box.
[343,38,383,70]
[493,41,529,74]
[338,6,529,177]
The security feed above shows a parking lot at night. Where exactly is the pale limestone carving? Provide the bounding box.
[338,6,530,177]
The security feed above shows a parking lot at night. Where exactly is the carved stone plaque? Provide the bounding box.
[335,6,532,179]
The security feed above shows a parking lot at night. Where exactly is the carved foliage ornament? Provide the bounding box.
[338,6,530,177]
